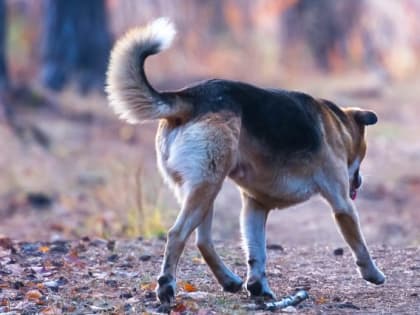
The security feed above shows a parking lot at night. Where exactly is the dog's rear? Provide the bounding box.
[107,19,244,307]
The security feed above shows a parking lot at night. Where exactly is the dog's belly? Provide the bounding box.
[229,161,317,209]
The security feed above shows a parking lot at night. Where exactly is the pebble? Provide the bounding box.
[267,244,284,251]
[26,192,53,210]
[139,254,152,261]
[20,243,42,256]
[44,277,68,291]
[120,292,133,299]
[11,281,24,290]
[107,254,119,262]
[336,301,360,310]
[281,306,297,313]
[107,240,116,251]
[50,240,70,254]
[105,279,118,288]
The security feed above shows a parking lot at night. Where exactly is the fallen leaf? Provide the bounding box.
[179,281,198,292]
[26,289,43,301]
[140,281,157,291]
[37,283,46,290]
[192,256,205,264]
[38,246,50,254]
[0,298,10,307]
[172,302,187,312]
[184,300,199,312]
[316,296,328,304]
[0,237,13,249]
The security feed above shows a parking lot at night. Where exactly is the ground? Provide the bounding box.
[0,238,419,314]
[0,73,420,313]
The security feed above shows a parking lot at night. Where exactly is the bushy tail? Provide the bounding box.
[106,18,184,124]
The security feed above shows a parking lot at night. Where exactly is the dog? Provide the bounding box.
[106,18,385,306]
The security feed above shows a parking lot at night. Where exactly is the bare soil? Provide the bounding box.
[0,238,419,314]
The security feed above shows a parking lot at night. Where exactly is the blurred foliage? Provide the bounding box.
[0,0,418,94]
[1,0,420,242]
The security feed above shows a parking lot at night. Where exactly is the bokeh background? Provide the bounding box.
[1,0,420,249]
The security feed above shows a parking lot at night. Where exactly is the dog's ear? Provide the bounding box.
[354,110,378,126]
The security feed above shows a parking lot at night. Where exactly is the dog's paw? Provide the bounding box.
[362,268,386,285]
[222,274,243,293]
[246,277,276,300]
[156,275,176,305]
[358,263,386,285]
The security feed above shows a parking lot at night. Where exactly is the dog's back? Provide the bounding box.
[169,79,323,156]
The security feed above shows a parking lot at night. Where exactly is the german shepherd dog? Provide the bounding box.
[106,19,385,306]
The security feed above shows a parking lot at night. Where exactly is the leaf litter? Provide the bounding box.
[0,237,419,314]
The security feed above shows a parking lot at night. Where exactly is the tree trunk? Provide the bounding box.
[0,0,8,92]
[41,0,111,93]
[285,0,362,71]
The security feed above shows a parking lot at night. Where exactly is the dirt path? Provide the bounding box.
[0,238,419,314]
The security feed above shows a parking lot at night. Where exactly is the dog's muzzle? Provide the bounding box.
[350,169,362,200]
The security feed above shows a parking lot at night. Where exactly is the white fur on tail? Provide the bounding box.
[106,18,176,124]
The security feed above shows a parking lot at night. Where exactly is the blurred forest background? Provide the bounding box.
[1,0,420,248]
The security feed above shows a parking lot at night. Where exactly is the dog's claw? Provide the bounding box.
[246,277,276,300]
[222,276,243,293]
[156,275,176,305]
[156,303,171,314]
[358,262,386,285]
[361,268,386,285]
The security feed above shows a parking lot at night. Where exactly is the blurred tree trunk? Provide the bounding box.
[41,0,111,93]
[285,0,362,71]
[0,0,11,123]
[0,0,8,92]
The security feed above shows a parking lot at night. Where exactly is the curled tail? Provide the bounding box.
[106,18,186,124]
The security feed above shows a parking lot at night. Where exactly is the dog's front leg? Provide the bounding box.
[240,193,276,299]
[322,180,385,285]
[333,206,385,284]
[196,206,243,292]
[156,183,220,306]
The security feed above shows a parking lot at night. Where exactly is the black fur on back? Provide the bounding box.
[320,99,348,124]
[174,79,323,155]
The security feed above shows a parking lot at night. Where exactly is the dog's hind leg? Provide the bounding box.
[156,114,240,306]
[320,167,385,285]
[195,205,243,292]
[241,193,276,299]
[157,182,222,305]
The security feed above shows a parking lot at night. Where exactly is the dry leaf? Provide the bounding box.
[192,257,205,264]
[179,281,198,292]
[0,237,13,249]
[172,302,187,312]
[26,289,43,301]
[316,296,328,304]
[37,283,46,290]
[0,298,10,307]
[140,281,157,291]
[39,245,50,253]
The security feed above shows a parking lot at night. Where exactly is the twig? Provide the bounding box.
[245,290,309,311]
